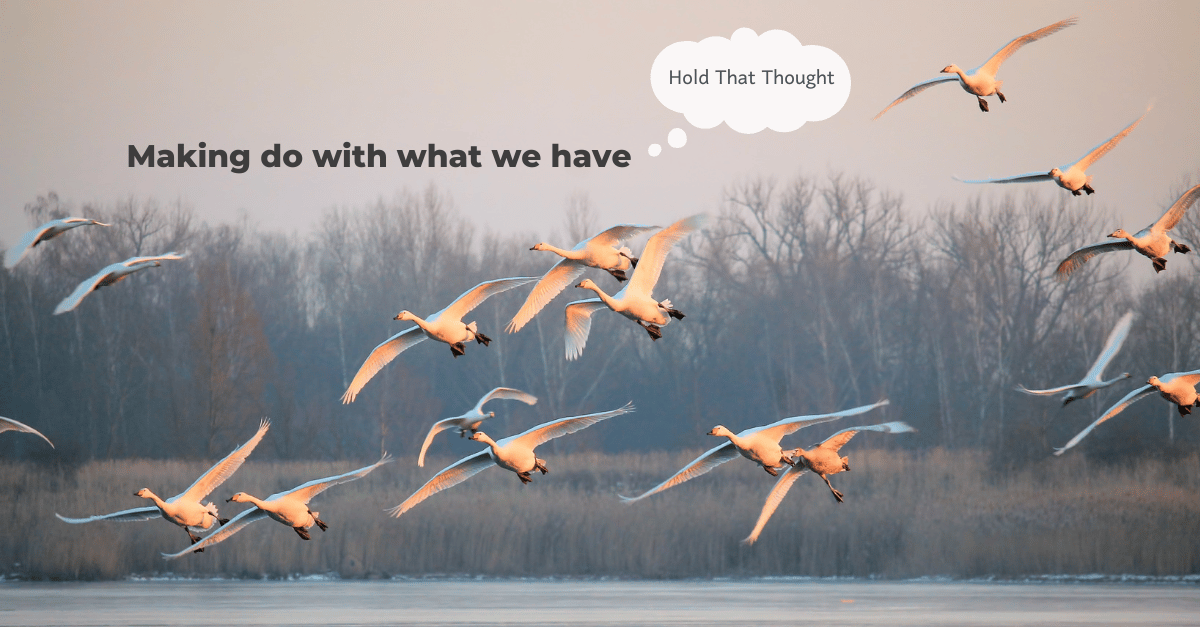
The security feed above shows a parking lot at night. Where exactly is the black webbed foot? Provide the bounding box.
[450,342,466,357]
[1174,243,1191,254]
[218,517,230,526]
[1082,184,1095,195]
[764,465,779,477]
[996,91,1006,103]
[314,518,328,532]
[607,269,628,282]
[1071,189,1082,196]
[643,323,662,340]
[534,458,549,474]
[978,97,989,112]
[666,308,685,320]
[1153,258,1167,273]
[475,331,492,346]
[628,256,639,268]
[517,472,533,484]
[832,489,845,503]
[294,526,311,540]
[1180,404,1193,417]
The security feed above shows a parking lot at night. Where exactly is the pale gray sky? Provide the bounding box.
[3,0,1198,262]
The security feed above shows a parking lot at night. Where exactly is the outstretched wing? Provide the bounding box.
[1054,239,1133,279]
[586,224,661,248]
[387,450,495,519]
[439,276,536,323]
[1163,369,1200,389]
[53,261,125,315]
[160,507,269,559]
[754,400,890,442]
[1082,311,1134,382]
[872,75,959,120]
[626,214,711,298]
[417,417,467,468]
[817,421,916,454]
[1153,183,1200,234]
[741,466,809,545]
[620,441,740,504]
[564,298,609,360]
[274,454,392,504]
[1053,384,1155,455]
[976,16,1078,77]
[508,402,633,450]
[474,387,538,413]
[506,260,587,333]
[954,172,1054,186]
[5,223,56,269]
[176,418,270,504]
[1073,108,1149,173]
[0,416,54,448]
[341,326,427,403]
[56,507,161,524]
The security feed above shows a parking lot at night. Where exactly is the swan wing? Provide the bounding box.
[417,417,465,468]
[1162,369,1200,388]
[341,326,427,404]
[53,261,127,315]
[586,224,661,248]
[976,17,1078,78]
[1072,108,1149,173]
[275,453,392,504]
[741,466,809,545]
[817,421,916,454]
[620,441,741,504]
[564,298,609,360]
[5,223,56,269]
[177,418,270,503]
[1082,311,1134,382]
[626,214,711,298]
[1153,183,1200,234]
[1053,384,1156,455]
[475,387,538,413]
[386,450,495,518]
[754,399,890,442]
[1015,383,1079,396]
[954,171,1054,185]
[506,260,587,333]
[509,402,634,450]
[872,75,959,120]
[439,276,536,323]
[0,416,54,447]
[56,507,161,524]
[1054,239,1133,279]
[160,507,269,559]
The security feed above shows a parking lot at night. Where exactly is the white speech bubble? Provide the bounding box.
[651,28,851,134]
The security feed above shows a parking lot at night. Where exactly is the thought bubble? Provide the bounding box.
[650,28,851,137]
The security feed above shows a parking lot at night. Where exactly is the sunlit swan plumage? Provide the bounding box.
[956,107,1148,196]
[563,214,710,359]
[341,277,536,403]
[742,421,916,545]
[53,252,185,314]
[5,217,110,269]
[1056,184,1198,277]
[388,403,633,519]
[1054,369,1200,455]
[507,224,660,333]
[620,400,889,504]
[0,416,54,448]
[417,386,539,467]
[57,419,269,550]
[874,17,1076,119]
[161,453,392,558]
[1016,311,1134,405]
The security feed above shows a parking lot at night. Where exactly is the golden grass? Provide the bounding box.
[4,449,1199,579]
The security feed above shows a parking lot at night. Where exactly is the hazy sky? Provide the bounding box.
[3,1,1198,261]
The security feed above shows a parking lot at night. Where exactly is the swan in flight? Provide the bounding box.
[388,403,633,519]
[620,400,889,504]
[874,17,1076,119]
[507,224,660,333]
[956,107,1149,196]
[417,386,539,467]
[5,217,110,269]
[742,421,916,545]
[340,276,536,404]
[1016,312,1134,405]
[1054,369,1200,456]
[53,252,185,315]
[162,454,392,559]
[0,416,54,448]
[563,214,710,360]
[1055,184,1199,277]
[57,419,269,550]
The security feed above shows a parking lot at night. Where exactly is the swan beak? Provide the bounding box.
[574,282,584,288]
[529,245,537,250]
[706,429,718,436]
[226,497,234,502]
[132,491,139,497]
[393,313,402,320]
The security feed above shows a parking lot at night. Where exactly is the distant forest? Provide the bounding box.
[2,173,1198,465]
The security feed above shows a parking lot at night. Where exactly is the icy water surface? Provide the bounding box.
[0,579,1196,626]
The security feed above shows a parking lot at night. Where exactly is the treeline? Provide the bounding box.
[0,174,1197,465]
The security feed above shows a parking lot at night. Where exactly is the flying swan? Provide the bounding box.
[1055,184,1198,277]
[507,224,660,333]
[620,400,890,504]
[417,386,539,467]
[5,217,110,269]
[53,252,185,314]
[874,17,1076,118]
[57,418,269,550]
[1054,369,1200,456]
[0,416,55,448]
[742,421,916,545]
[563,214,710,360]
[387,403,634,519]
[1016,311,1134,405]
[341,276,536,403]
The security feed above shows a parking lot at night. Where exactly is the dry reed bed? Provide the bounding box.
[3,449,1198,579]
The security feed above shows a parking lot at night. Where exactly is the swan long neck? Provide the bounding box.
[475,433,501,453]
[951,67,967,82]
[406,314,432,332]
[240,494,269,509]
[541,244,581,260]
[139,490,168,510]
[582,283,618,307]
[1099,374,1129,387]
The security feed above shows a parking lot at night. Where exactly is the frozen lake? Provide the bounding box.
[0,579,1196,626]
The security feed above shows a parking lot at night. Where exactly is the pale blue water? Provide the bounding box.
[0,579,1196,626]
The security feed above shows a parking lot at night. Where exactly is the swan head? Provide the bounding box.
[487,411,496,418]
[1109,229,1132,239]
[226,492,251,503]
[470,431,496,445]
[1048,168,1063,178]
[530,242,549,251]
[707,425,733,438]
[1062,396,1076,407]
[134,488,154,499]
[575,278,598,290]
[394,310,415,321]
[1147,376,1162,389]
[940,64,962,74]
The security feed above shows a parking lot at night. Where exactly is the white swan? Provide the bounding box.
[162,454,392,559]
[956,107,1149,196]
[507,224,660,333]
[57,419,269,550]
[1016,311,1134,405]
[1056,184,1199,277]
[1054,369,1200,455]
[874,17,1076,119]
[742,421,916,545]
[620,400,889,504]
[0,416,54,448]
[340,276,536,403]
[387,403,634,519]
[53,252,185,315]
[417,386,539,467]
[563,214,710,360]
[5,217,110,269]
